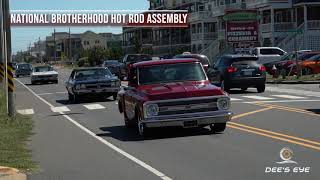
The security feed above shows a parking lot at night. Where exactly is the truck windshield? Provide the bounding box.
[74,68,112,80]
[34,66,53,72]
[138,63,206,85]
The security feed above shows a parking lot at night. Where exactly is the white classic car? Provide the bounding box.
[31,65,59,84]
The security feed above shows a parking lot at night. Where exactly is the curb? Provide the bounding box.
[0,166,26,180]
[266,81,320,84]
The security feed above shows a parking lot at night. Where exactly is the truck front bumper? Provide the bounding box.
[142,110,232,128]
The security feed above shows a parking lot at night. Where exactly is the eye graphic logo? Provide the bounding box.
[277,147,297,164]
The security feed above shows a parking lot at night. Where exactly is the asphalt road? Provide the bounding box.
[14,67,320,180]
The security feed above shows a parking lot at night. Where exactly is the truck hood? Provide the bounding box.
[75,76,118,84]
[138,81,224,101]
[32,71,58,76]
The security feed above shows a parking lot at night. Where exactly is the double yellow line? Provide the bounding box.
[228,106,320,151]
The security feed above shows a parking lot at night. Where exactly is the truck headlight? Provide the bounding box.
[111,81,116,87]
[75,85,81,90]
[145,104,159,118]
[217,98,230,110]
[80,84,86,89]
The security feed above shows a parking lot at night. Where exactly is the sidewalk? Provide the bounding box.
[267,80,320,84]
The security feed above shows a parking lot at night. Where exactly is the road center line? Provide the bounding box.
[15,79,172,180]
[231,107,273,120]
[227,124,320,151]
[253,102,320,118]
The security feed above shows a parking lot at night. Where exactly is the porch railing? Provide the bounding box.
[260,24,271,33]
[308,20,320,30]
[189,11,211,22]
[191,32,218,41]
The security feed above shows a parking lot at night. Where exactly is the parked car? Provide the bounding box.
[173,54,211,72]
[117,59,232,136]
[276,51,320,76]
[300,54,320,75]
[208,54,266,92]
[66,67,121,102]
[31,65,58,84]
[15,63,33,77]
[264,50,310,75]
[120,54,152,79]
[251,47,286,64]
[102,60,123,79]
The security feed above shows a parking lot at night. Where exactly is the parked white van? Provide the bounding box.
[251,47,287,64]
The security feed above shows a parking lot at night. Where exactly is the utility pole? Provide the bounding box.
[38,37,42,63]
[53,28,56,61]
[0,0,4,85]
[69,28,72,61]
[3,0,15,117]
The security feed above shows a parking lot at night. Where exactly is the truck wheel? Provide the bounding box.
[210,123,226,133]
[137,112,149,137]
[257,84,265,93]
[68,93,74,102]
[112,94,117,101]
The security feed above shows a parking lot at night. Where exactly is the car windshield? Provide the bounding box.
[223,57,258,66]
[307,54,320,60]
[104,61,119,66]
[138,63,206,85]
[280,53,295,61]
[300,53,320,60]
[34,66,53,72]
[127,55,152,62]
[18,64,31,69]
[74,68,112,80]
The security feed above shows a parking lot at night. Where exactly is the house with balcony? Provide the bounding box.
[246,0,320,51]
[122,0,193,57]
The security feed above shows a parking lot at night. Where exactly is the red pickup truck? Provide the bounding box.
[117,59,232,136]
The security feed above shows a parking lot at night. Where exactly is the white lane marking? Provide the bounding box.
[271,95,306,99]
[231,98,242,101]
[17,109,34,115]
[15,79,172,180]
[242,95,275,100]
[83,104,106,110]
[51,106,71,113]
[266,86,320,98]
[37,91,67,96]
[242,99,320,104]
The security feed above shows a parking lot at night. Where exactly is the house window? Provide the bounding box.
[220,0,224,6]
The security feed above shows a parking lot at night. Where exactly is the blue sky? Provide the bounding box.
[10,0,149,54]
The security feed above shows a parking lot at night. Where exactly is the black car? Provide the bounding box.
[66,67,121,102]
[102,60,123,80]
[173,54,211,72]
[15,63,33,77]
[120,54,152,79]
[208,54,266,93]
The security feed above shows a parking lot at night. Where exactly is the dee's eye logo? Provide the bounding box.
[277,147,297,164]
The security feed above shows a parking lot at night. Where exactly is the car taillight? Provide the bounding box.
[226,67,237,73]
[259,66,266,71]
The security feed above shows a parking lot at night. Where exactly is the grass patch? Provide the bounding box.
[0,90,36,172]
[267,74,320,82]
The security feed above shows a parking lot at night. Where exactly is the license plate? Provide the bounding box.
[243,71,252,76]
[183,120,198,128]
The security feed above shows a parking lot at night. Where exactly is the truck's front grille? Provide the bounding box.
[157,98,218,116]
